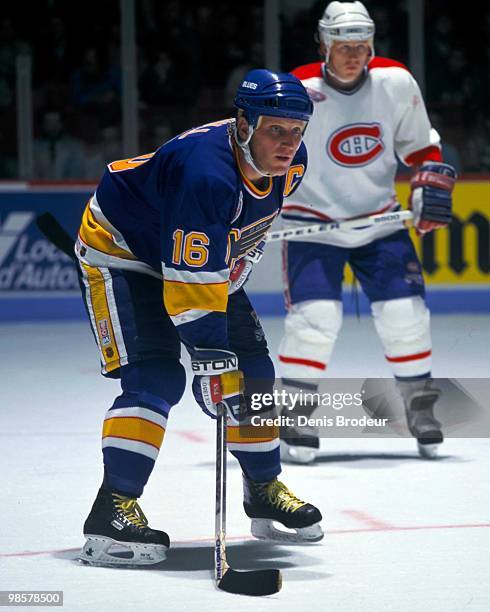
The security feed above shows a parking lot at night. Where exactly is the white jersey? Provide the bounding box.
[282,57,442,247]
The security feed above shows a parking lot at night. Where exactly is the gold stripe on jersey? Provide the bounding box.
[163,279,228,316]
[102,416,166,450]
[227,424,279,444]
[79,203,137,260]
[81,263,121,373]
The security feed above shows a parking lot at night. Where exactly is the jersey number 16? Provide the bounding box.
[172,229,210,267]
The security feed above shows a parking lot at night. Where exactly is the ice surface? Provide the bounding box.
[1,315,489,611]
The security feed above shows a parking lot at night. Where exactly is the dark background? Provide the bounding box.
[0,0,488,180]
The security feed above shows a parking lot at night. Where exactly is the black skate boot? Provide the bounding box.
[243,474,323,543]
[80,487,169,566]
[397,378,443,459]
[279,379,320,465]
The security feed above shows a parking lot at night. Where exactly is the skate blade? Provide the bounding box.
[251,518,324,543]
[417,441,440,459]
[79,535,168,567]
[280,440,317,465]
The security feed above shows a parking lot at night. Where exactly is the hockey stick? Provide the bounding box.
[36,213,76,259]
[213,381,282,596]
[265,209,413,242]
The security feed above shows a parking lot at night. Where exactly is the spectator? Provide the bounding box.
[139,50,184,106]
[428,111,462,174]
[0,17,29,110]
[0,17,30,80]
[427,13,455,66]
[70,46,121,123]
[464,113,490,172]
[427,49,476,109]
[33,109,86,179]
[371,7,397,58]
[224,41,263,107]
[148,121,174,150]
[33,16,73,87]
[84,124,122,180]
[0,61,13,110]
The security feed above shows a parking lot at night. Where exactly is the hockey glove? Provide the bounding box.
[228,241,266,294]
[191,348,245,424]
[409,161,456,235]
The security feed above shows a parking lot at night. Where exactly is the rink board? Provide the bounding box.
[0,181,489,322]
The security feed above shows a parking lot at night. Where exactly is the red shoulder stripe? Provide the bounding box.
[368,56,410,73]
[405,146,443,166]
[291,63,323,80]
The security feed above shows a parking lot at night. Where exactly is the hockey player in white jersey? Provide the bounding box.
[278,1,457,462]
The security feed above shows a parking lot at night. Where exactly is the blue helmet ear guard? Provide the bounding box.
[234,69,313,129]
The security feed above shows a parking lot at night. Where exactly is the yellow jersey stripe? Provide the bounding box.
[103,416,165,450]
[227,425,279,444]
[164,279,228,316]
[81,264,121,372]
[79,203,137,260]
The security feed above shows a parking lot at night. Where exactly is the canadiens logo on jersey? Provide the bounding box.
[327,123,385,167]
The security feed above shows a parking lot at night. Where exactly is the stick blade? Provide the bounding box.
[217,568,282,596]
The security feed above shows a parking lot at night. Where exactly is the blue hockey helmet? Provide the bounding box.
[234,69,313,128]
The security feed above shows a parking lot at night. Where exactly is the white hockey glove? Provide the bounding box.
[409,161,456,235]
[191,348,245,424]
[228,241,266,294]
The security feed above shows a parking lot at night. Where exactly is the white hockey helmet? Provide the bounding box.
[318,1,375,52]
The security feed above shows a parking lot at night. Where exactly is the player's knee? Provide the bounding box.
[118,358,186,411]
[284,300,343,346]
[371,297,430,344]
[240,353,275,385]
[235,354,275,414]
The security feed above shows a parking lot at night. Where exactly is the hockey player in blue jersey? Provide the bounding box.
[76,69,323,566]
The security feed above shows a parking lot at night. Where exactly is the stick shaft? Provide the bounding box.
[266,210,413,242]
[215,404,228,581]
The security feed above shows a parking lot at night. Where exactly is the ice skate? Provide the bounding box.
[280,433,319,465]
[243,474,323,543]
[397,379,443,459]
[279,402,320,465]
[80,488,169,567]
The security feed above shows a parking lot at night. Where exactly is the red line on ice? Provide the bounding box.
[172,431,209,443]
[2,524,490,558]
[341,509,395,529]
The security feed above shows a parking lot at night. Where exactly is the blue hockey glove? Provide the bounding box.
[409,161,456,235]
[191,348,245,424]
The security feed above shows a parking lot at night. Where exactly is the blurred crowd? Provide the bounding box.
[0,0,488,180]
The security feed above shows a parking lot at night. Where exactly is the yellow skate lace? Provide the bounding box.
[266,480,307,513]
[113,494,148,529]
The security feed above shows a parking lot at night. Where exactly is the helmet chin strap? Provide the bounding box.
[233,121,274,178]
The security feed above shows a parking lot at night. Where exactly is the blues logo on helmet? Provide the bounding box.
[234,69,313,129]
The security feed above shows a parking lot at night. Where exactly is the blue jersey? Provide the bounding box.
[76,119,307,350]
